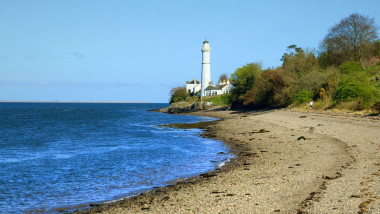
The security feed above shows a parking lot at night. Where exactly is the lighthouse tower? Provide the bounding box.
[200,39,211,97]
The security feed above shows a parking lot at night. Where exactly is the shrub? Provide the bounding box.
[333,76,376,108]
[292,71,330,97]
[169,87,187,104]
[296,90,313,103]
[372,102,380,113]
[243,70,293,108]
[339,61,362,74]
[203,94,232,106]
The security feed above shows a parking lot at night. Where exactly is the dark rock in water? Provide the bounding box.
[297,136,306,140]
[218,152,227,155]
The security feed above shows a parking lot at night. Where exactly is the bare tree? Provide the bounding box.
[321,13,378,65]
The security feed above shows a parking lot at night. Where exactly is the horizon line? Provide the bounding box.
[0,100,164,104]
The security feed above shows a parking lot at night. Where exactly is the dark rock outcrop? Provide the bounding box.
[168,101,214,114]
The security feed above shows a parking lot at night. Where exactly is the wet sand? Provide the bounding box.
[78,109,380,213]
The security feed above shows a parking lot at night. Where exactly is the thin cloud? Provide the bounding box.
[23,55,35,60]
[69,52,84,59]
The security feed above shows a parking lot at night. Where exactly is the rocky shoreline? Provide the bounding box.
[77,108,380,213]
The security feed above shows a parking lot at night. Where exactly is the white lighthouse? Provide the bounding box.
[200,39,211,97]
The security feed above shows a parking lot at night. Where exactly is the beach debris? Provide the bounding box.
[297,136,307,140]
[211,190,225,194]
[299,115,307,118]
[239,152,258,157]
[162,196,170,201]
[200,173,217,178]
[309,127,316,132]
[358,199,375,214]
[322,172,342,180]
[251,129,270,134]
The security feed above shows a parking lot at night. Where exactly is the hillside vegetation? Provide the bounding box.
[170,13,380,113]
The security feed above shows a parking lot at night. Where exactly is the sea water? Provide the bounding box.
[0,103,233,213]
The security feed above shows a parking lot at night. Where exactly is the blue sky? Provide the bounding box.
[1,0,379,103]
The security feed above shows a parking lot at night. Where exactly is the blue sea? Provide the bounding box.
[0,103,233,213]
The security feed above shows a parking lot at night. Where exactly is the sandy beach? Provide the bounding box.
[80,109,380,213]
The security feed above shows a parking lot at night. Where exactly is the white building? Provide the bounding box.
[185,79,201,94]
[185,39,233,97]
[204,79,234,96]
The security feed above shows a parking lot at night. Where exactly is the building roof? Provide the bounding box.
[205,85,219,90]
[186,79,200,84]
[205,83,233,91]
[217,84,228,89]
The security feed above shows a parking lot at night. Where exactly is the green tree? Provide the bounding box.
[320,13,378,66]
[292,71,330,97]
[373,40,380,58]
[281,45,319,76]
[230,62,262,103]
